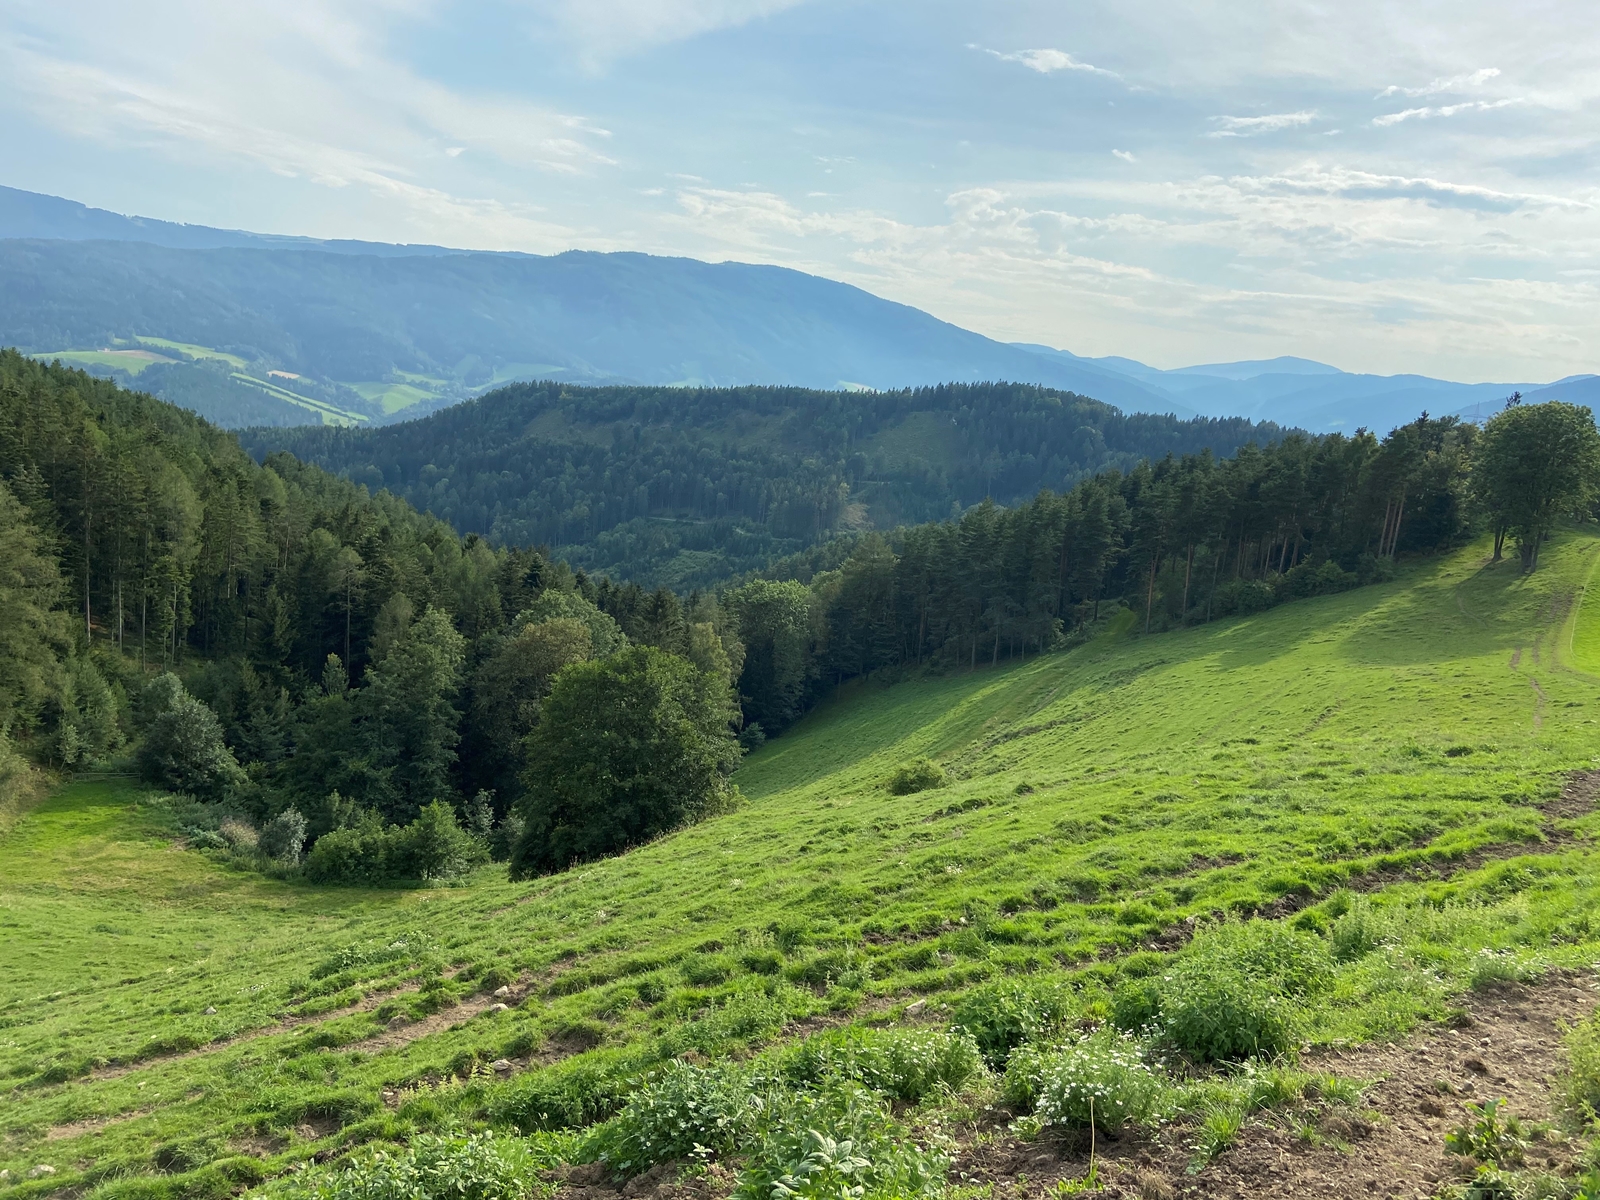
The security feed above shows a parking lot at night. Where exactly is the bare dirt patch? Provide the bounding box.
[553,1159,738,1200]
[948,972,1600,1199]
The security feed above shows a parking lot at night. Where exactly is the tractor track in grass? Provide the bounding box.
[1143,770,1598,952]
[75,978,436,1084]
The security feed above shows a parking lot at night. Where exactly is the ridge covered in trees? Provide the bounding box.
[3,349,1595,879]
[243,379,1289,587]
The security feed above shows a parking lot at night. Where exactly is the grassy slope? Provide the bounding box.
[4,532,1600,1191]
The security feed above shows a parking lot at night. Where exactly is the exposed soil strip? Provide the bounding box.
[81,977,431,1083]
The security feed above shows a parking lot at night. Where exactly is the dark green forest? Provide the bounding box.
[3,349,1593,879]
[244,380,1287,587]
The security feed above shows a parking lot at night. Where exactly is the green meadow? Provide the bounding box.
[5,530,1600,1197]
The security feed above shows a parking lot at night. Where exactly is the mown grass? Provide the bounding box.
[4,530,1600,1198]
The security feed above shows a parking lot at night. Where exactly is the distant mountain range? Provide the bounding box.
[1,184,1592,432]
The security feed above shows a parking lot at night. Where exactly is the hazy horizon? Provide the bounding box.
[4,1,1595,382]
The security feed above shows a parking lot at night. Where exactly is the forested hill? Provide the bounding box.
[243,379,1287,587]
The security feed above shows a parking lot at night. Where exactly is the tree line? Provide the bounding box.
[3,349,1595,878]
[715,402,1600,737]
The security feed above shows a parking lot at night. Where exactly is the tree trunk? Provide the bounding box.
[1492,527,1505,562]
[1144,556,1157,634]
[84,507,92,643]
[1181,543,1194,625]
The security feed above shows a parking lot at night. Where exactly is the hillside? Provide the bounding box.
[241,380,1285,587]
[5,530,1600,1198]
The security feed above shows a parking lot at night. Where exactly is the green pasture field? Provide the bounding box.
[30,350,176,376]
[5,531,1600,1198]
[350,382,438,415]
[133,340,249,370]
[227,376,367,427]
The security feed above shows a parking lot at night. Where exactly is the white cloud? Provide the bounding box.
[972,45,1120,79]
[1372,98,1520,126]
[1112,149,1137,162]
[656,161,1599,381]
[1207,111,1317,137]
[522,0,806,65]
[1378,67,1500,98]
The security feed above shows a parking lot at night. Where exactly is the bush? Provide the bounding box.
[296,1133,543,1200]
[397,801,488,882]
[305,819,394,885]
[259,807,307,865]
[952,977,1077,1066]
[304,804,486,886]
[1115,921,1330,1063]
[1158,966,1295,1064]
[217,817,258,853]
[781,1028,984,1102]
[1003,1029,1173,1131]
[586,1061,768,1178]
[737,1081,948,1200]
[1211,579,1276,618]
[887,758,946,796]
[1277,559,1359,601]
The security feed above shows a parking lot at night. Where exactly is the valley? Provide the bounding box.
[5,530,1600,1198]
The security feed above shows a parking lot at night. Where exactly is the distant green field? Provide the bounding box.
[351,381,438,415]
[230,375,367,426]
[31,349,175,375]
[134,338,249,369]
[5,532,1600,1196]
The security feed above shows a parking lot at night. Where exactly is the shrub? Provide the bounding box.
[305,819,395,885]
[304,805,486,885]
[737,1081,948,1200]
[296,1133,543,1200]
[1157,964,1294,1063]
[259,807,307,865]
[585,1061,768,1178]
[887,759,946,796]
[952,977,1077,1066]
[1278,559,1359,601]
[1212,579,1276,617]
[1003,1029,1173,1132]
[395,801,488,882]
[781,1028,984,1102]
[217,817,258,853]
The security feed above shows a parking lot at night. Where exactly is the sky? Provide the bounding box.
[2,0,1596,382]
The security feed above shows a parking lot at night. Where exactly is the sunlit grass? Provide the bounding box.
[4,531,1600,1197]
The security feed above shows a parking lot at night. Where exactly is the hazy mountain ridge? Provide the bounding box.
[1,184,1592,433]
